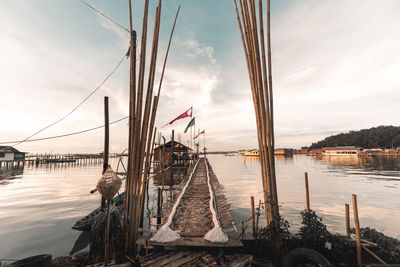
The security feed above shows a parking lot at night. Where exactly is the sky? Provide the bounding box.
[1,0,400,153]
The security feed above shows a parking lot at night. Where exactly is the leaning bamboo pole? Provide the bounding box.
[124,0,180,257]
[233,0,280,242]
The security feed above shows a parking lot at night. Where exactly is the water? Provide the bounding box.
[1,155,399,260]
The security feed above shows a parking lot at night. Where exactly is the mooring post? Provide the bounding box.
[345,203,350,237]
[352,194,362,267]
[250,196,255,238]
[101,96,110,209]
[305,172,310,213]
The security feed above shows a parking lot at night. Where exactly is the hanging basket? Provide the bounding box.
[97,166,122,200]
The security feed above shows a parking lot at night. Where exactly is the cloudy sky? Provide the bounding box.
[1,0,399,153]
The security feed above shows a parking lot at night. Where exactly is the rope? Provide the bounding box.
[79,0,129,33]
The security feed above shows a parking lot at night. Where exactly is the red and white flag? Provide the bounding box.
[163,107,192,127]
[193,129,205,139]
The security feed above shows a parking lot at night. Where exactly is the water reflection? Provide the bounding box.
[0,166,24,185]
[208,154,400,239]
[1,154,399,261]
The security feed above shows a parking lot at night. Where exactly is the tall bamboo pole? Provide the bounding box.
[124,0,136,254]
[233,0,280,245]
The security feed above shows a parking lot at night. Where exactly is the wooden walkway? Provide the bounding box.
[142,157,239,247]
[137,158,252,266]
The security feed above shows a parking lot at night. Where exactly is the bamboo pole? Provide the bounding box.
[233,0,280,248]
[251,196,255,237]
[352,194,362,267]
[124,0,136,254]
[305,172,310,213]
[362,244,390,267]
[345,203,350,237]
[137,2,162,232]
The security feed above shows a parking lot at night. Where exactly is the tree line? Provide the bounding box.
[309,126,400,149]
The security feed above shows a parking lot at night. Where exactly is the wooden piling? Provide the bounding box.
[250,196,255,237]
[102,96,110,209]
[170,130,174,187]
[352,194,362,267]
[345,203,350,237]
[305,172,310,213]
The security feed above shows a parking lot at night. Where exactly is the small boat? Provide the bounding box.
[72,192,125,231]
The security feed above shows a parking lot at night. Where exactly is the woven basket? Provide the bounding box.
[97,166,122,200]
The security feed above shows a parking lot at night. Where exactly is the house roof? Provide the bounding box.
[154,141,192,151]
[0,146,22,153]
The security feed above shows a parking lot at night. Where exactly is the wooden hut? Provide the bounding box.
[0,146,26,167]
[153,141,192,168]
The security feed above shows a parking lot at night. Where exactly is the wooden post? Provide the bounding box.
[170,130,174,187]
[102,96,109,209]
[352,194,362,267]
[345,203,350,237]
[250,196,255,237]
[157,188,162,228]
[305,172,310,213]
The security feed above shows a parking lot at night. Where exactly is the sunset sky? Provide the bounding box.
[1,0,400,153]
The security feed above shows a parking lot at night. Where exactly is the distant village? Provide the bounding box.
[238,146,400,157]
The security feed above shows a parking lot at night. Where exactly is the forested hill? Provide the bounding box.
[309,126,400,149]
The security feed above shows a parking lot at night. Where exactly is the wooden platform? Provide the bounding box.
[138,236,243,248]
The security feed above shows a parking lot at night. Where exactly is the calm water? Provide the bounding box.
[1,155,399,260]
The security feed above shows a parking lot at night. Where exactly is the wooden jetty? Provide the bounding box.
[136,158,251,266]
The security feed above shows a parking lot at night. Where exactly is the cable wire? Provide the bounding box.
[79,0,129,33]
[0,116,128,145]
[0,54,126,152]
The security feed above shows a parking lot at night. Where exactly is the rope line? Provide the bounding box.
[79,0,129,33]
[0,116,128,145]
[0,54,127,152]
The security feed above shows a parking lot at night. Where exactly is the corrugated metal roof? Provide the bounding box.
[0,146,21,153]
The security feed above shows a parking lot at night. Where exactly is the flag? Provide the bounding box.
[163,107,192,127]
[194,129,205,139]
[184,117,195,133]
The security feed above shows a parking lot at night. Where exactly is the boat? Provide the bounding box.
[322,146,362,157]
[72,192,125,231]
[244,149,259,156]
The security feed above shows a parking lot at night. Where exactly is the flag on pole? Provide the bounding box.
[163,107,192,127]
[194,129,205,139]
[184,117,195,133]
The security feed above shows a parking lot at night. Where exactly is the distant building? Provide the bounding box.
[244,149,259,156]
[274,148,294,156]
[294,149,308,155]
[0,146,26,162]
[322,146,362,156]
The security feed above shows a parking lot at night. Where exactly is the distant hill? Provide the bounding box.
[309,126,400,149]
